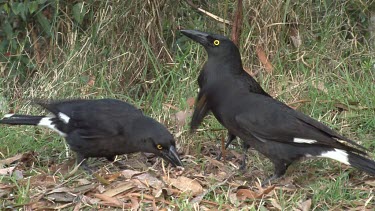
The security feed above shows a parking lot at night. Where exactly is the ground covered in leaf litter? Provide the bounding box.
[1,142,374,210]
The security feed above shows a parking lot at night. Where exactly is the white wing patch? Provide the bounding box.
[58,112,70,124]
[38,117,67,137]
[293,138,317,144]
[318,148,349,165]
[3,113,14,118]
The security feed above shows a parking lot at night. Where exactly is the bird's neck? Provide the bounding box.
[205,55,243,76]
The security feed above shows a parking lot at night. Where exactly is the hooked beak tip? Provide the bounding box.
[167,146,183,167]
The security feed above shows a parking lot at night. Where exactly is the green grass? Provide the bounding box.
[0,0,374,209]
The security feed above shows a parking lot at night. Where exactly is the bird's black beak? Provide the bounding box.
[181,29,209,46]
[161,146,183,167]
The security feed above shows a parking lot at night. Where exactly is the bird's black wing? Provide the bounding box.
[36,99,142,139]
[233,96,366,155]
[239,71,271,97]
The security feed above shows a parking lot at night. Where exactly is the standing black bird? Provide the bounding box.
[181,29,375,183]
[182,29,271,169]
[0,99,183,171]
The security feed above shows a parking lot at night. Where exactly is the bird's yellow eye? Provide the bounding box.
[156,144,163,150]
[213,40,220,46]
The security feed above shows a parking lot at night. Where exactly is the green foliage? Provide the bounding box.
[0,0,88,83]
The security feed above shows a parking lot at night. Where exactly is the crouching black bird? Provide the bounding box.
[182,29,272,169]
[181,29,375,183]
[0,99,183,171]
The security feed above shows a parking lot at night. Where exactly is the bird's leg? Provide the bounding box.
[239,142,251,171]
[76,153,92,173]
[106,156,116,162]
[216,132,236,161]
[262,161,290,187]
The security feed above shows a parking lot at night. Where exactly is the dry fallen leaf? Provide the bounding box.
[290,27,302,48]
[256,45,273,74]
[122,169,143,179]
[365,179,375,187]
[45,192,76,203]
[134,173,163,190]
[130,197,140,210]
[174,110,192,127]
[0,167,15,175]
[167,176,203,196]
[270,198,282,210]
[94,193,125,208]
[299,198,312,211]
[0,154,23,165]
[0,184,13,198]
[186,97,195,108]
[312,81,328,93]
[236,188,258,200]
[103,182,134,197]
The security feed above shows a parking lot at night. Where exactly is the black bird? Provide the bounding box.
[182,29,271,169]
[181,29,375,183]
[0,99,183,171]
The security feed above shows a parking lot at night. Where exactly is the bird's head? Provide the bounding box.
[180,29,241,61]
[136,118,183,167]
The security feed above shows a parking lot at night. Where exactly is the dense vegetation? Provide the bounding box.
[0,1,374,209]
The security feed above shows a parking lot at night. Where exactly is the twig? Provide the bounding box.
[184,0,232,25]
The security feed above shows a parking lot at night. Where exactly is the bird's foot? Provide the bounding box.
[216,151,223,161]
[80,162,95,174]
[261,174,281,187]
[239,160,247,172]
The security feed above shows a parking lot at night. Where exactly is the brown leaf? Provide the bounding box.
[290,27,302,48]
[270,198,282,210]
[94,173,111,185]
[228,192,239,205]
[76,178,91,185]
[231,0,243,46]
[365,179,375,187]
[87,75,95,87]
[94,193,124,208]
[299,199,312,211]
[130,197,140,210]
[73,202,82,211]
[174,110,192,127]
[0,154,23,165]
[236,188,258,200]
[0,184,13,198]
[312,81,328,93]
[186,97,195,108]
[121,169,143,179]
[29,174,58,188]
[104,172,122,182]
[73,183,97,194]
[167,176,203,196]
[163,103,179,111]
[45,192,76,202]
[256,45,273,74]
[260,185,276,196]
[0,167,15,175]
[103,182,134,197]
[47,187,72,194]
[134,173,163,190]
[334,102,349,111]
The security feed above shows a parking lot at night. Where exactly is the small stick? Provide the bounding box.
[184,0,232,25]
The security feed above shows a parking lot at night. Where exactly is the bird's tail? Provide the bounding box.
[0,114,45,125]
[317,148,375,176]
[347,151,375,176]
